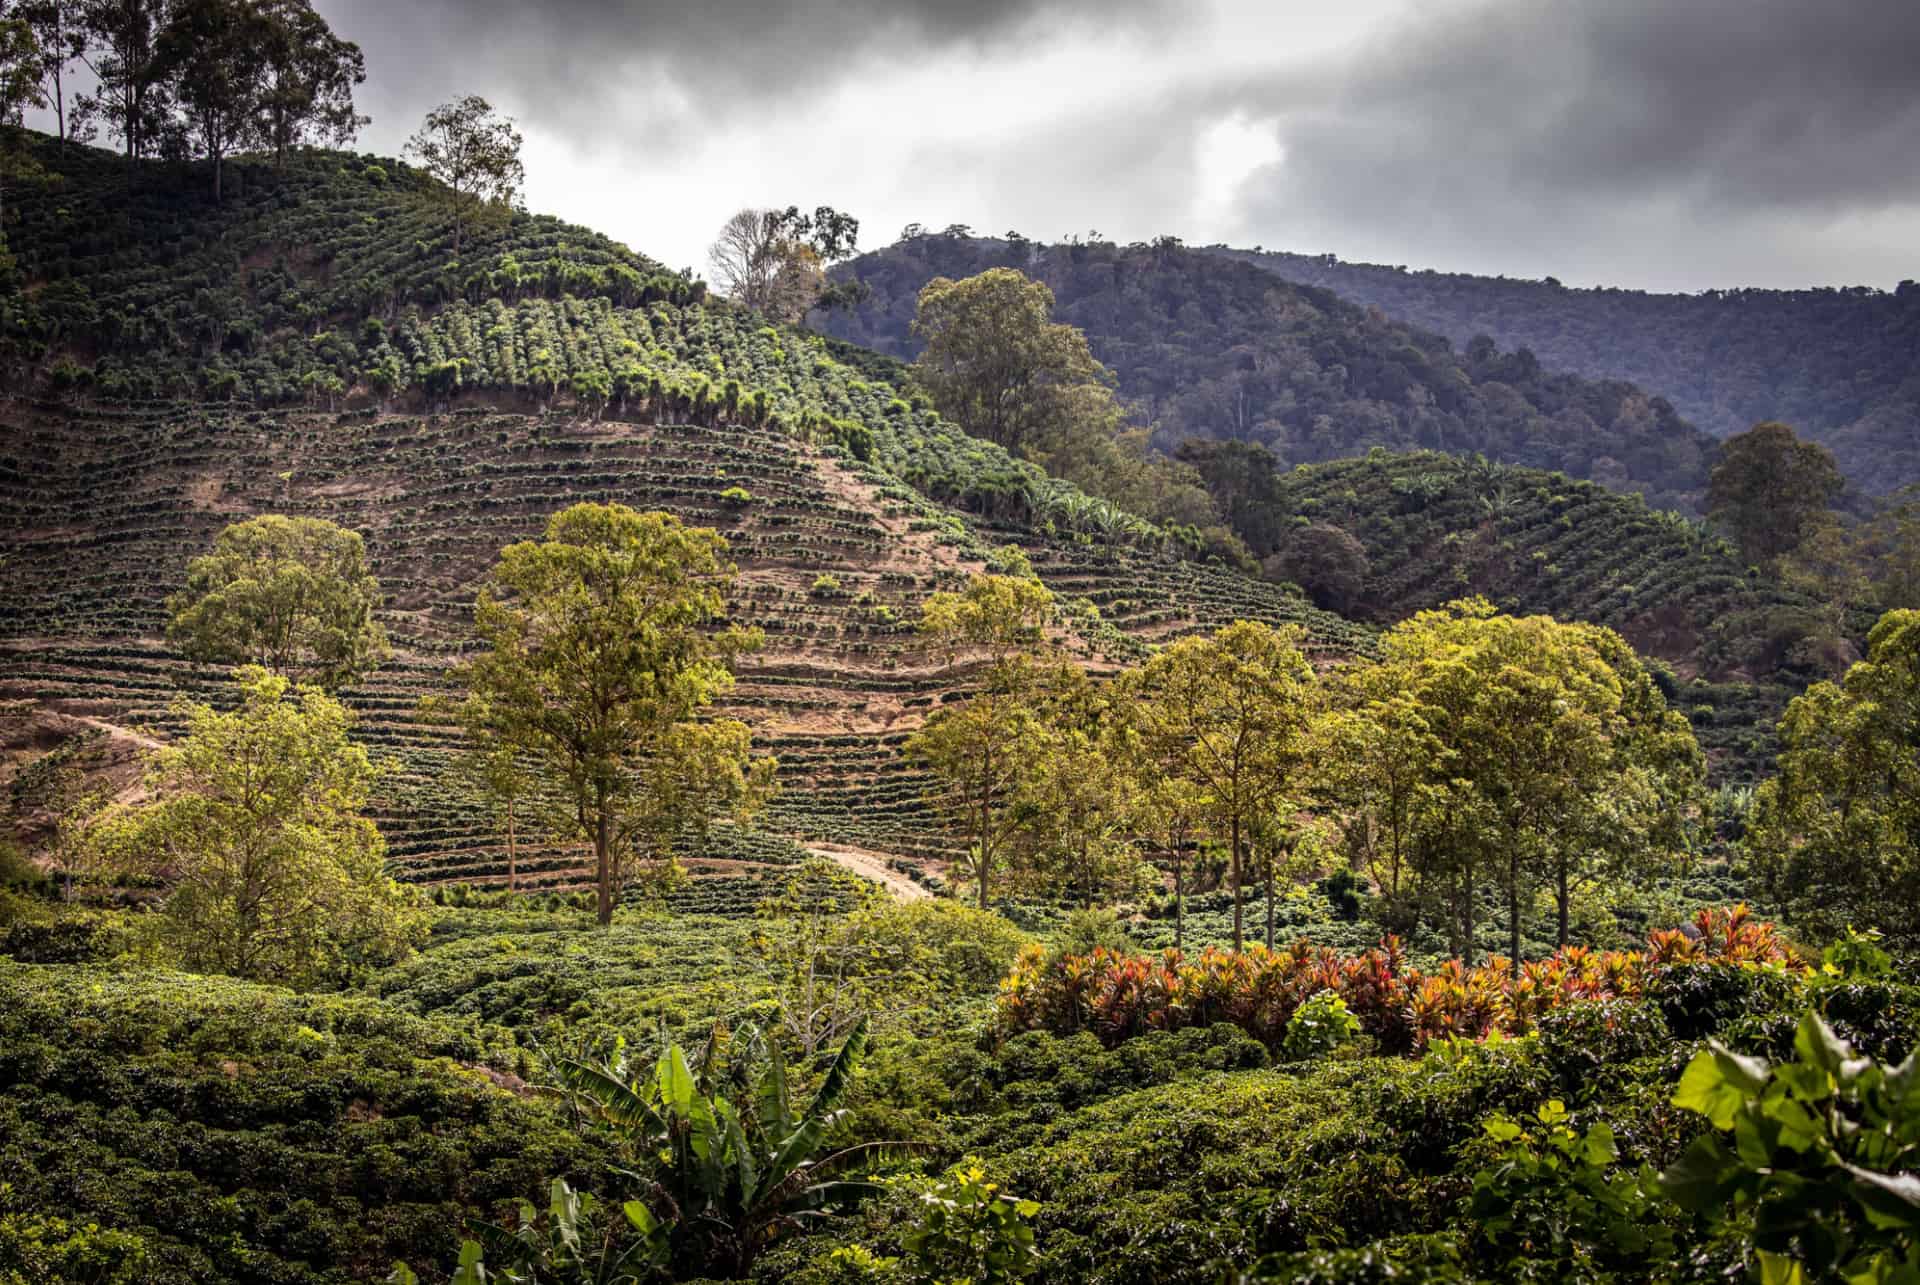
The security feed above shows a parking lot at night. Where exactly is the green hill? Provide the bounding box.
[818,233,1721,513]
[0,132,1363,899]
[1225,247,1920,492]
[1222,450,1836,776]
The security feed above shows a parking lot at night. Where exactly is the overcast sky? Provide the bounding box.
[100,0,1920,291]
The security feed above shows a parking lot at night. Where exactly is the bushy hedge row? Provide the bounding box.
[995,905,1793,1054]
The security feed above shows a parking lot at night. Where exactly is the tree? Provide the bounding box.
[111,666,425,984]
[19,1,88,152]
[905,568,1056,910]
[154,0,265,200]
[76,0,171,172]
[1748,609,1920,946]
[621,718,776,899]
[251,0,363,171]
[1011,670,1144,909]
[1267,522,1371,615]
[910,268,1114,456]
[423,691,535,893]
[0,11,43,228]
[404,94,524,255]
[1707,421,1844,568]
[166,514,389,691]
[453,503,763,926]
[1308,680,1444,934]
[1130,620,1314,952]
[1372,601,1701,958]
[708,205,858,324]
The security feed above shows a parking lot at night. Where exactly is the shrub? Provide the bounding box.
[1467,1099,1674,1279]
[1239,1235,1469,1283]
[900,1162,1042,1284]
[1283,990,1361,1062]
[811,573,844,598]
[998,906,1793,1057]
[1661,1012,1920,1282]
[719,485,752,506]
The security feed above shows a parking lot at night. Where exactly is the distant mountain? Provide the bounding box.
[819,234,1721,513]
[1220,248,1920,493]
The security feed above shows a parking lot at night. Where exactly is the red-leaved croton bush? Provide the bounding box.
[995,904,1793,1054]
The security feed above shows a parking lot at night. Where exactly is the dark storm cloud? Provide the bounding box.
[319,0,1171,143]
[1231,0,1920,283]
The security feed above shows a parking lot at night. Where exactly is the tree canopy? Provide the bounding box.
[709,204,859,324]
[404,93,524,254]
[1707,421,1845,568]
[909,267,1114,457]
[166,514,388,691]
[452,502,770,925]
[110,665,424,985]
[1749,608,1920,946]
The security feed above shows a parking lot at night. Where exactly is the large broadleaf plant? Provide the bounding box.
[557,1017,923,1279]
[1661,1011,1920,1283]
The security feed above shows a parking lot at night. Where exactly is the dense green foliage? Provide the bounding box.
[822,234,1717,512]
[166,513,389,689]
[1229,247,1920,493]
[1189,448,1827,774]
[7,66,1920,1285]
[0,960,610,1284]
[1750,610,1920,948]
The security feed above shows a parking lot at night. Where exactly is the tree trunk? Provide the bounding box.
[1171,829,1184,952]
[1507,847,1522,962]
[1556,862,1570,949]
[1263,843,1276,951]
[1230,813,1243,953]
[977,794,990,910]
[594,790,613,926]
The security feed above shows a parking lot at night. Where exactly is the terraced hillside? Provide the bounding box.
[0,129,1375,901]
[0,399,1361,903]
[1257,451,1844,775]
[819,233,1719,513]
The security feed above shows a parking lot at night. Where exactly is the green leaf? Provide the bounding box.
[658,1044,697,1118]
[1757,1250,1808,1285]
[1795,1012,1852,1077]
[450,1239,488,1285]
[623,1199,658,1236]
[1675,1048,1759,1129]
[1583,1122,1619,1167]
[1659,1133,1735,1210]
[1845,1165,1920,1233]
[1484,1117,1523,1142]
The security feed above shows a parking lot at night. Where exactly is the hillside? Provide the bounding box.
[1225,248,1920,491]
[1218,450,1833,776]
[817,233,1720,513]
[0,133,1364,901]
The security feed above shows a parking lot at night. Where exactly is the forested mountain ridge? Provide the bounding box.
[818,233,1721,513]
[1222,247,1920,491]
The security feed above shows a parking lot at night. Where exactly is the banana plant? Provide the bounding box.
[387,1177,668,1285]
[556,1017,924,1279]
